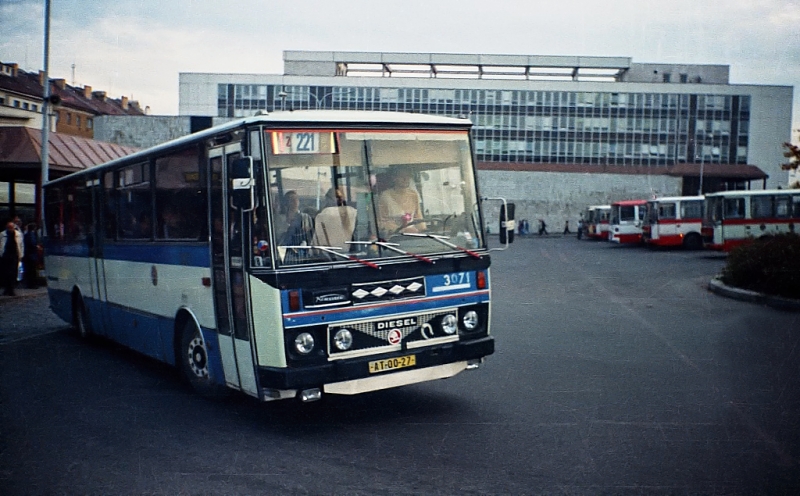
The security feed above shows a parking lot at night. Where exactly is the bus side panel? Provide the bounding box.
[44,252,93,324]
[199,327,227,387]
[100,246,214,364]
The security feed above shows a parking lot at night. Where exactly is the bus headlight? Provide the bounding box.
[294,332,315,354]
[441,314,458,335]
[462,310,479,331]
[333,329,353,351]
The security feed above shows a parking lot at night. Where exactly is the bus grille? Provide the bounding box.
[328,309,453,357]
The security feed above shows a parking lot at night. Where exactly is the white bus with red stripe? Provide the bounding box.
[642,196,705,250]
[703,189,800,251]
[609,199,647,244]
[584,205,611,240]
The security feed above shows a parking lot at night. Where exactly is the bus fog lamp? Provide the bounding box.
[462,310,479,330]
[333,329,353,351]
[294,333,315,354]
[441,314,458,335]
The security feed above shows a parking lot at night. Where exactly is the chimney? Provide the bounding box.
[121,96,129,110]
[83,85,92,99]
[92,91,107,102]
[53,78,66,89]
[39,70,46,86]
[10,63,19,77]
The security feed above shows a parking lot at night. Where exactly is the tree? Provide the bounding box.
[782,142,800,188]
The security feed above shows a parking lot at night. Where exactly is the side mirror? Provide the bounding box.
[499,202,515,244]
[230,156,255,211]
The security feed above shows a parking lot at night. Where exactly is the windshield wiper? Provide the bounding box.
[400,233,482,259]
[281,245,381,269]
[348,240,435,264]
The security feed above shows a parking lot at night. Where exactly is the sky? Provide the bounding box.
[1,0,799,133]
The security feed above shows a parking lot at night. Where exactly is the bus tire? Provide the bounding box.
[179,320,229,398]
[72,293,91,339]
[683,233,703,251]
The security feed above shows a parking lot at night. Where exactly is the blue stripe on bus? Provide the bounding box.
[103,243,210,267]
[282,290,490,328]
[45,242,210,267]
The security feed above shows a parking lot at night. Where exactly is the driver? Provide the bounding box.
[378,168,425,237]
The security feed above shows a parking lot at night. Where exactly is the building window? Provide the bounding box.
[23,102,29,110]
[679,74,688,83]
[14,100,20,107]
[87,118,93,129]
[662,73,671,83]
[66,113,72,125]
[76,116,81,128]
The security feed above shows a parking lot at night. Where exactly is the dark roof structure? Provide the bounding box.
[0,127,138,180]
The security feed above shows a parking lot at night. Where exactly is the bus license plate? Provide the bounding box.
[368,355,416,374]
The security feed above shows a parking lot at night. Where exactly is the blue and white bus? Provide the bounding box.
[44,111,504,402]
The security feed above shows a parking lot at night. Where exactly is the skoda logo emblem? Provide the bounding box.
[387,329,402,345]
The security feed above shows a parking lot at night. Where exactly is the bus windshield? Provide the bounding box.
[263,129,483,266]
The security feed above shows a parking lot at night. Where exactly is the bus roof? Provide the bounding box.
[587,205,611,210]
[46,110,473,187]
[649,195,704,202]
[704,189,798,198]
[611,199,647,206]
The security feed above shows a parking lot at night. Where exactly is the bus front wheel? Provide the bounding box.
[179,321,228,398]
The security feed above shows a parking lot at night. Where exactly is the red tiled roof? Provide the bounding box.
[0,127,138,174]
[476,161,768,180]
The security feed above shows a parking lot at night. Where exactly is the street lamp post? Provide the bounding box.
[40,0,51,235]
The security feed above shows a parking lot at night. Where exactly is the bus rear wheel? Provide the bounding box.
[683,233,703,250]
[179,320,228,398]
[72,294,91,339]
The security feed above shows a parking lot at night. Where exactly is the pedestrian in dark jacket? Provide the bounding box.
[538,219,548,236]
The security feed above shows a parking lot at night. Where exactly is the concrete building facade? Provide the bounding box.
[175,51,793,228]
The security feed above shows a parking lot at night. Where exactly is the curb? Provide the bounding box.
[0,287,48,303]
[708,277,800,312]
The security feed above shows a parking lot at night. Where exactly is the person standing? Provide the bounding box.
[563,220,571,235]
[538,219,548,236]
[1,221,24,296]
[23,223,39,289]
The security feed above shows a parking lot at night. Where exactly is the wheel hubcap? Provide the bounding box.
[187,335,209,378]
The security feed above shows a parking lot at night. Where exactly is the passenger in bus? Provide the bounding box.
[277,190,313,262]
[312,187,357,249]
[378,168,425,237]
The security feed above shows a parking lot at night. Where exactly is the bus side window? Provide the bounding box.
[793,195,800,218]
[724,198,744,219]
[117,162,152,240]
[103,173,117,241]
[45,186,64,240]
[775,196,791,218]
[155,148,204,240]
[750,196,773,219]
[681,201,702,220]
[659,203,676,219]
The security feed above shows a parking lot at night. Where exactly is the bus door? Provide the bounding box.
[209,144,259,396]
[86,177,109,330]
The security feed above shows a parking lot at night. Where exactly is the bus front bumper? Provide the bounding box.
[257,336,494,395]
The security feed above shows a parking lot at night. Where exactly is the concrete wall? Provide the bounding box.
[477,170,682,231]
[93,115,216,149]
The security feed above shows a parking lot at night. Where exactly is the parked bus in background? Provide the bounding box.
[44,111,506,403]
[703,189,800,251]
[642,196,705,250]
[584,205,611,240]
[609,199,647,244]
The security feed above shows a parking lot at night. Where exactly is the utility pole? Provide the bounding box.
[40,0,51,235]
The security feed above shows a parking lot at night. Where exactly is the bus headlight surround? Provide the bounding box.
[333,329,353,351]
[462,310,479,331]
[294,332,315,354]
[441,314,458,335]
